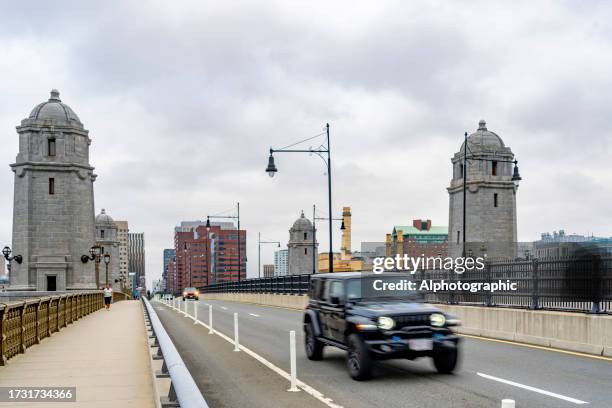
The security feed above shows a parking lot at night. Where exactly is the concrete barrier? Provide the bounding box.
[202,293,612,357]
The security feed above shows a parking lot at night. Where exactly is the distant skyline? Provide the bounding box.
[1,1,612,288]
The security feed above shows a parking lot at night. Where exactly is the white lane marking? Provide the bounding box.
[476,372,588,405]
[249,313,260,317]
[157,300,343,408]
[220,306,228,310]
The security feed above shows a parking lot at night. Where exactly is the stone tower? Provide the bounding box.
[447,120,518,259]
[287,212,318,275]
[9,90,96,291]
[95,209,121,290]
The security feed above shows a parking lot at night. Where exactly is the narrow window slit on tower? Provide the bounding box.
[494,193,498,207]
[48,138,56,157]
[492,161,497,176]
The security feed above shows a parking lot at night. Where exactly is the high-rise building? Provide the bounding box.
[170,221,246,294]
[263,264,275,278]
[288,212,318,275]
[9,89,97,291]
[115,220,130,289]
[274,249,288,276]
[162,249,175,292]
[448,120,519,259]
[128,232,145,289]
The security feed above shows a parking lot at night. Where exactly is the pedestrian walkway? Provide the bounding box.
[0,300,156,408]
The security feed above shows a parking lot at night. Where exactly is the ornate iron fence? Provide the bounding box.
[199,256,612,314]
[0,292,104,365]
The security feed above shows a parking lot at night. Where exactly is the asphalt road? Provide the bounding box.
[155,299,612,408]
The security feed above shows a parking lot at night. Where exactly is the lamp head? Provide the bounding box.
[103,253,111,265]
[205,216,211,231]
[265,153,277,178]
[2,246,11,259]
[511,161,522,187]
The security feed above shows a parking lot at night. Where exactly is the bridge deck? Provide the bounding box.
[0,300,156,408]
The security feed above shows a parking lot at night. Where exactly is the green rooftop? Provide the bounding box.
[393,226,448,236]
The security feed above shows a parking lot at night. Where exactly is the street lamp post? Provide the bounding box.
[266,123,335,273]
[258,232,280,278]
[2,246,23,278]
[461,131,522,257]
[103,253,111,286]
[206,202,242,281]
[81,244,104,288]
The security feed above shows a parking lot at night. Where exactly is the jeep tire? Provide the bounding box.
[305,323,324,360]
[347,333,372,380]
[433,347,458,374]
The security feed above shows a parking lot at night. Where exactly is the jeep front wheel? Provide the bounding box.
[433,347,458,374]
[304,323,324,360]
[346,334,372,380]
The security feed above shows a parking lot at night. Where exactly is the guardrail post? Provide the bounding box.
[530,258,539,310]
[233,313,239,351]
[19,301,26,354]
[208,305,213,334]
[590,255,602,314]
[35,299,41,344]
[485,263,492,307]
[0,306,6,365]
[288,330,299,392]
[501,399,515,408]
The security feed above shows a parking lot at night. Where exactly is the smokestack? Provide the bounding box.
[341,207,352,259]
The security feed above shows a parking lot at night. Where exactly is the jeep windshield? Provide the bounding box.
[346,276,423,301]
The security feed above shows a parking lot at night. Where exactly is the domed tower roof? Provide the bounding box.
[95,209,115,225]
[292,211,312,230]
[460,120,506,153]
[28,89,81,124]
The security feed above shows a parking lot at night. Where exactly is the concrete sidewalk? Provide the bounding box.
[0,300,156,408]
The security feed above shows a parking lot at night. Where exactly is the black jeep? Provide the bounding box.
[303,272,461,380]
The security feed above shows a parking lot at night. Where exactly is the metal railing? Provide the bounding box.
[200,274,310,295]
[0,292,104,365]
[142,297,208,408]
[199,256,612,314]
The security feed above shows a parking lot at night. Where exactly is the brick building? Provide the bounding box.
[170,221,246,294]
[386,219,448,259]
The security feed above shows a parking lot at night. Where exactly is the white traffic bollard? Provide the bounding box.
[193,301,198,323]
[288,330,299,392]
[233,313,240,351]
[501,400,515,408]
[208,305,213,334]
[184,299,188,315]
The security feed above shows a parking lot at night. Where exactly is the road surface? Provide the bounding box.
[153,299,611,408]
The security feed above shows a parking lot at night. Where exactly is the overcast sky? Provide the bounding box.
[1,1,612,287]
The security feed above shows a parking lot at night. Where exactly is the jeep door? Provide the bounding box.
[321,280,346,342]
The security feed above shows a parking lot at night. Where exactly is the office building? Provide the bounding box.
[387,219,448,259]
[170,220,246,294]
[128,232,145,289]
[263,264,275,278]
[115,221,130,289]
[274,249,289,276]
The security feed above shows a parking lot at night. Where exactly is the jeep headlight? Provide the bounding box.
[430,313,446,327]
[377,316,395,330]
